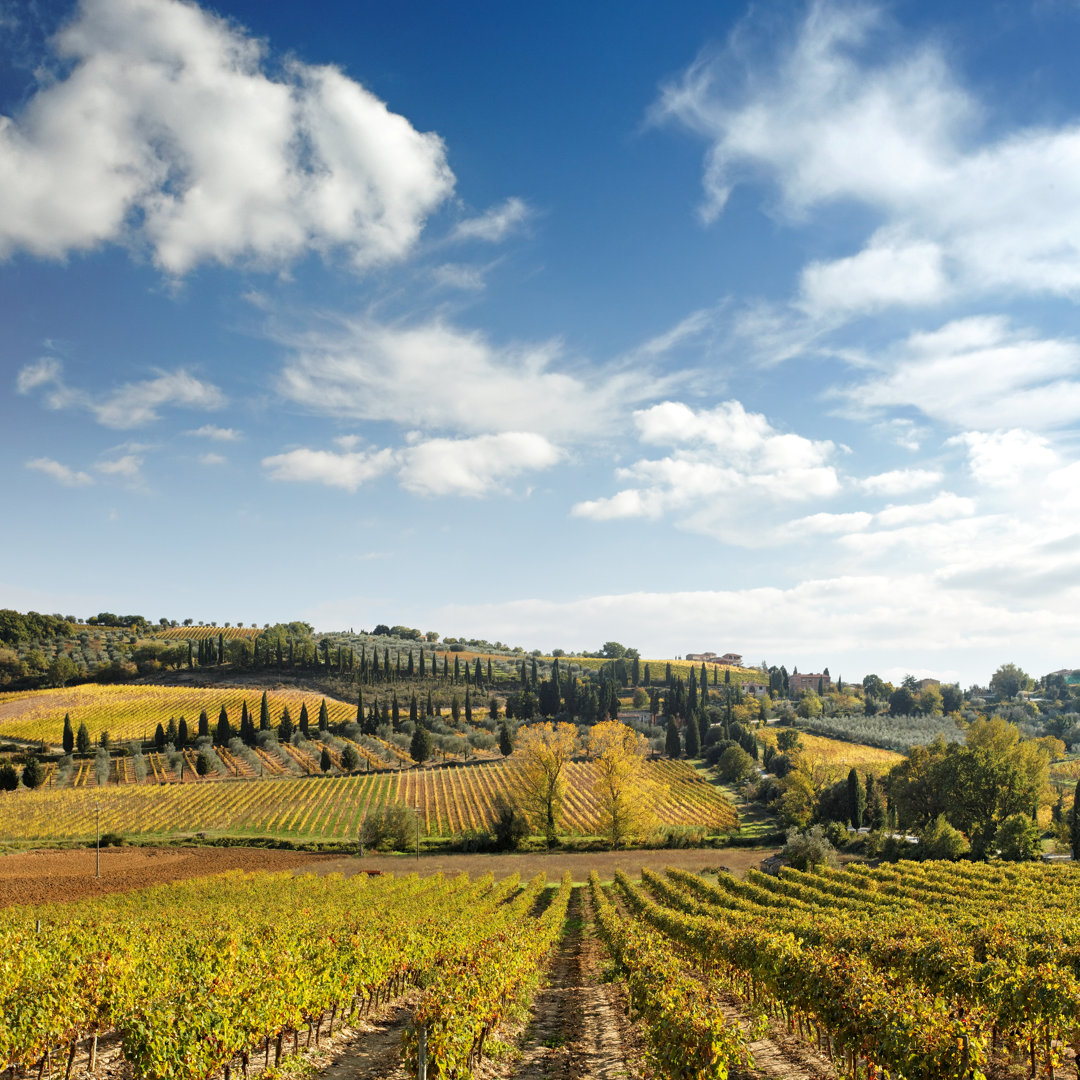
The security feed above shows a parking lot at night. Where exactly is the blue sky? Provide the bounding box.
[3,0,1080,686]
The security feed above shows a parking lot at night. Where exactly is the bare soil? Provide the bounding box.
[0,845,337,906]
[313,845,778,884]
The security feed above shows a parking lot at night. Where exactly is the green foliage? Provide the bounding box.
[776,729,801,752]
[782,824,839,871]
[76,721,91,755]
[341,745,361,771]
[919,814,969,860]
[410,724,431,765]
[20,757,45,789]
[717,745,754,784]
[491,792,529,850]
[358,804,414,851]
[319,747,332,772]
[665,717,681,759]
[995,813,1042,862]
[498,720,513,757]
[0,763,18,791]
[195,750,212,776]
[62,713,74,754]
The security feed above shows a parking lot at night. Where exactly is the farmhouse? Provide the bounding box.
[685,651,744,666]
[789,672,832,694]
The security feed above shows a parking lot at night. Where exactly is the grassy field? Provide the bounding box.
[0,757,736,844]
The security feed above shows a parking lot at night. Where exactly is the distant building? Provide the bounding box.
[789,672,832,694]
[685,651,743,666]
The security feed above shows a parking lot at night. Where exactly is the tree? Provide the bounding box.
[319,747,332,772]
[215,707,231,746]
[195,750,212,776]
[865,773,886,830]
[847,767,865,828]
[318,699,329,732]
[410,724,431,765]
[491,792,529,851]
[154,722,166,751]
[587,720,660,848]
[62,714,74,754]
[995,813,1042,861]
[498,720,513,757]
[259,691,270,731]
[488,695,501,722]
[279,707,294,743]
[684,715,700,758]
[514,721,578,846]
[990,663,1032,700]
[76,721,91,756]
[919,814,969,860]
[198,710,210,739]
[299,702,310,737]
[665,717,681,758]
[21,757,45,789]
[717,744,755,784]
[177,717,189,746]
[341,745,361,771]
[776,729,801,753]
[0,763,18,791]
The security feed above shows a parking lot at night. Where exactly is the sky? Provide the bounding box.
[3,0,1080,687]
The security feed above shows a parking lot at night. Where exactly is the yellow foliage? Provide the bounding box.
[513,721,579,843]
[587,720,663,848]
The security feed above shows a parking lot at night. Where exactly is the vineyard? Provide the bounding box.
[756,727,902,777]
[0,867,571,1080]
[0,758,736,842]
[0,684,378,747]
[151,626,260,640]
[594,859,1080,1079]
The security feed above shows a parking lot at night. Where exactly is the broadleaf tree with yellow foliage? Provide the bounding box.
[587,720,665,849]
[514,721,579,846]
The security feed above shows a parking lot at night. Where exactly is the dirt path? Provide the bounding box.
[315,995,418,1080]
[510,887,643,1080]
[718,991,836,1080]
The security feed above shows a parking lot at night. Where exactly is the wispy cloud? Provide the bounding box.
[451,197,533,243]
[26,457,94,486]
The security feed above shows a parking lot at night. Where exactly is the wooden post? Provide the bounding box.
[417,1024,428,1080]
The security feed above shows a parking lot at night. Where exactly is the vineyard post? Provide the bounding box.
[414,806,421,861]
[94,803,101,878]
[417,1024,427,1080]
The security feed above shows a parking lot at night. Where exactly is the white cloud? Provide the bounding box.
[262,447,396,492]
[187,425,241,441]
[17,358,225,428]
[876,418,926,452]
[452,197,532,243]
[399,432,561,497]
[199,452,226,466]
[655,1,1080,315]
[0,0,454,273]
[25,457,94,486]
[947,429,1060,489]
[798,234,949,316]
[95,453,142,478]
[276,316,677,440]
[858,467,942,496]
[263,432,559,497]
[430,263,488,290]
[572,400,840,540]
[838,316,1080,430]
[874,492,974,528]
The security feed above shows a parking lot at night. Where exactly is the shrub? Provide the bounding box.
[919,814,969,861]
[195,750,212,776]
[341,745,361,771]
[0,763,17,791]
[717,745,755,784]
[358,804,414,852]
[491,792,529,851]
[21,757,45,789]
[995,813,1043,862]
[782,824,839,871]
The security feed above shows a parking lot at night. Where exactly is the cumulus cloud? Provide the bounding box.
[262,432,560,497]
[451,197,532,243]
[261,447,397,493]
[858,468,942,496]
[95,453,142,478]
[187,425,241,441]
[398,432,561,497]
[26,457,94,486]
[572,400,840,540]
[276,316,677,440]
[17,358,224,428]
[947,429,1060,489]
[0,0,454,273]
[838,316,1080,430]
[654,0,1080,317]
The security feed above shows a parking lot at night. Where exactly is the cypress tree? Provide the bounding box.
[725,668,731,684]
[443,656,449,679]
[487,659,493,684]
[392,691,400,730]
[866,773,886,830]
[76,720,91,755]
[465,687,473,725]
[241,700,250,736]
[531,657,539,685]
[384,648,391,680]
[454,655,460,683]
[419,650,426,677]
[410,724,431,765]
[451,695,461,723]
[474,658,483,687]
[166,716,179,746]
[666,662,673,687]
[356,687,364,725]
[665,717,681,758]
[215,707,230,746]
[847,768,865,828]
[178,717,189,746]
[407,651,415,677]
[62,714,74,754]
[499,720,513,756]
[279,707,294,742]
[259,691,270,731]
[684,715,700,758]
[155,722,166,750]
[320,747,332,772]
[697,707,708,748]
[187,641,194,670]
[299,702,310,736]
[689,667,698,714]
[198,710,210,738]
[701,661,707,688]
[426,690,434,717]
[218,632,224,664]
[410,694,418,725]
[381,698,390,728]
[488,695,500,721]
[396,652,402,678]
[318,699,329,731]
